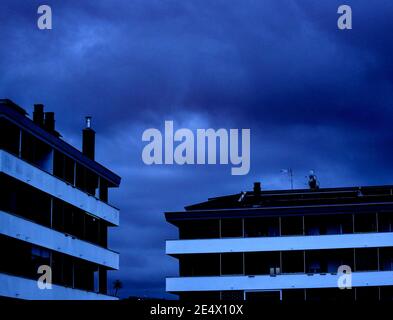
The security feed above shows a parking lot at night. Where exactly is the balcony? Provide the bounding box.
[166,232,393,255]
[166,270,393,292]
[0,272,117,300]
[0,210,119,269]
[0,150,119,225]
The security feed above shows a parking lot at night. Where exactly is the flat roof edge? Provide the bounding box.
[0,102,121,186]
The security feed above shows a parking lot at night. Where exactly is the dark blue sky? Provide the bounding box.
[1,0,393,298]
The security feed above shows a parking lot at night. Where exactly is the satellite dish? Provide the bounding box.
[308,170,319,190]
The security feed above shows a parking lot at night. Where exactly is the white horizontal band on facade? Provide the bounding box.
[166,271,393,292]
[0,150,119,226]
[0,210,119,269]
[0,272,118,300]
[166,232,393,255]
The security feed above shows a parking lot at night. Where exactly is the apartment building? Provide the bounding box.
[166,181,393,301]
[0,99,121,300]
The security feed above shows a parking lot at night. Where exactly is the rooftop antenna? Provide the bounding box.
[281,168,294,190]
[308,170,319,190]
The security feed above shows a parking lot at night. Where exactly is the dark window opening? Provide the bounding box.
[380,286,393,301]
[245,252,280,275]
[221,291,244,300]
[221,253,244,275]
[85,214,100,244]
[179,254,220,276]
[306,288,354,302]
[378,212,393,232]
[99,179,109,202]
[75,164,99,196]
[178,292,220,301]
[305,214,353,235]
[178,220,219,240]
[281,216,303,236]
[356,287,379,301]
[0,118,20,155]
[98,220,108,247]
[51,251,98,291]
[244,217,279,237]
[379,247,393,271]
[354,213,377,233]
[0,175,51,227]
[306,249,353,273]
[74,260,97,291]
[53,151,75,185]
[0,235,38,278]
[282,289,305,302]
[52,198,105,246]
[221,219,243,238]
[245,291,280,302]
[31,246,51,277]
[282,251,304,273]
[355,248,378,271]
[21,131,53,173]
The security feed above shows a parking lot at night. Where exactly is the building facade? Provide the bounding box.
[166,182,393,301]
[0,99,121,300]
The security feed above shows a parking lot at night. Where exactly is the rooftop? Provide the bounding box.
[185,184,393,211]
[0,99,121,186]
[165,184,393,222]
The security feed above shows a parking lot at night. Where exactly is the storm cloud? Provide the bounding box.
[1,0,393,298]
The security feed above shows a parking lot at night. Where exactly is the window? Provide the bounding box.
[221,253,243,275]
[75,164,99,196]
[179,292,220,301]
[245,291,280,302]
[355,248,378,271]
[378,212,393,232]
[179,220,219,239]
[85,214,100,243]
[0,118,20,155]
[380,286,393,301]
[379,248,393,271]
[281,216,303,236]
[221,291,244,300]
[282,290,305,302]
[354,213,377,233]
[53,151,76,185]
[306,249,353,273]
[74,260,96,291]
[179,254,220,276]
[244,218,279,237]
[356,287,379,301]
[221,219,243,238]
[0,175,51,227]
[21,131,53,172]
[306,288,354,302]
[282,251,304,273]
[0,235,33,278]
[245,252,280,275]
[305,214,353,235]
[52,199,103,245]
[31,247,50,276]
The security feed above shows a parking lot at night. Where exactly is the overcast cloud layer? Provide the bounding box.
[1,0,393,298]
